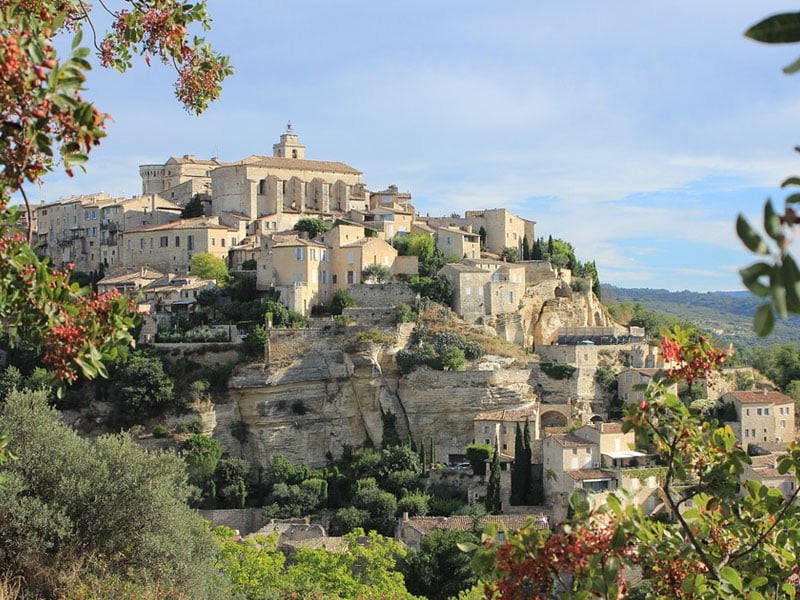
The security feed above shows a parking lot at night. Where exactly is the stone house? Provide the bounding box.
[438,259,525,323]
[34,193,181,272]
[350,205,414,241]
[424,208,535,257]
[140,275,217,314]
[617,368,679,405]
[741,452,797,499]
[96,266,165,296]
[260,234,330,315]
[123,216,238,273]
[318,223,398,294]
[473,403,539,455]
[369,184,413,211]
[542,422,657,522]
[722,390,796,451]
[435,225,481,260]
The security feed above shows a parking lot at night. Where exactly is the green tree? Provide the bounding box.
[0,390,223,598]
[439,346,466,371]
[400,528,479,600]
[478,226,487,250]
[510,422,526,505]
[110,350,175,425]
[181,194,205,218]
[331,289,357,315]
[0,0,230,388]
[190,252,229,283]
[293,217,330,239]
[363,263,393,283]
[408,275,453,305]
[466,443,492,477]
[213,527,285,600]
[500,247,519,263]
[484,443,501,514]
[181,434,222,490]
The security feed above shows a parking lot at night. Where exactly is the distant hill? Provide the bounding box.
[601,285,800,350]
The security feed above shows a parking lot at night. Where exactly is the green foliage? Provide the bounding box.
[466,443,492,477]
[539,362,576,380]
[353,487,398,536]
[331,289,357,315]
[400,529,479,600]
[594,365,619,394]
[381,410,404,448]
[263,478,328,519]
[329,506,370,535]
[181,434,222,490]
[749,343,800,392]
[152,423,169,438]
[407,274,453,305]
[395,344,437,374]
[363,263,393,283]
[395,302,416,324]
[293,217,331,239]
[110,350,175,425]
[439,346,466,371]
[396,491,430,517]
[0,366,22,400]
[356,329,395,345]
[0,391,222,599]
[485,445,501,514]
[500,246,519,263]
[214,528,285,599]
[190,253,229,283]
[181,194,205,218]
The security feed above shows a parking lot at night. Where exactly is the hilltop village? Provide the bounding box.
[29,127,798,533]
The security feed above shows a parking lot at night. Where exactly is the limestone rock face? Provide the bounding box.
[521,283,612,347]
[219,327,536,468]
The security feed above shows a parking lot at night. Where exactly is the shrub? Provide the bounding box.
[396,491,430,517]
[539,362,576,380]
[331,290,357,315]
[152,424,169,438]
[329,506,369,536]
[432,331,465,354]
[355,329,395,345]
[463,340,485,360]
[395,303,416,324]
[440,347,466,371]
[466,444,493,476]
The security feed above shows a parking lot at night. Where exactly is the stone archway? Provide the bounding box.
[540,410,568,429]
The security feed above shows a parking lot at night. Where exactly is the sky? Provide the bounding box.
[31,1,800,292]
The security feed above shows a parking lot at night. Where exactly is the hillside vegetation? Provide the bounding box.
[601,285,800,350]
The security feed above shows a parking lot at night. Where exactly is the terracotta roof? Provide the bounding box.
[237,154,362,175]
[272,236,327,249]
[402,514,548,535]
[549,434,594,448]
[727,391,794,405]
[127,216,235,233]
[98,267,165,285]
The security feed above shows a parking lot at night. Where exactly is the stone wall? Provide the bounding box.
[344,307,397,325]
[522,260,557,285]
[155,343,241,367]
[347,283,417,308]
[198,508,264,535]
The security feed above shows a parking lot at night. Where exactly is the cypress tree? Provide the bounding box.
[532,238,543,260]
[485,441,502,514]
[419,441,426,472]
[547,235,554,257]
[510,422,524,505]
[429,438,436,467]
[522,418,535,505]
[522,234,530,261]
[478,226,487,250]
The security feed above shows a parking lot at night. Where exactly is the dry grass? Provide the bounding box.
[0,578,22,600]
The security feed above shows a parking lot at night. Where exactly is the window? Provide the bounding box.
[321,270,328,284]
[745,429,750,438]
[346,270,355,284]
[483,426,489,433]
[311,248,317,261]
[332,274,337,284]
[508,291,514,303]
[782,420,787,429]
[221,239,226,247]
[765,408,770,415]
[187,235,194,251]
[140,239,145,249]
[175,236,180,247]
[295,247,305,261]
[160,236,168,247]
[446,236,453,245]
[347,251,354,265]
[757,408,763,416]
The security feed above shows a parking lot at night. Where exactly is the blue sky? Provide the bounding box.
[33,1,800,292]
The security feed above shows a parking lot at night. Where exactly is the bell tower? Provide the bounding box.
[272,121,306,159]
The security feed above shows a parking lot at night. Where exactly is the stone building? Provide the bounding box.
[438,258,525,323]
[123,216,238,273]
[209,127,367,220]
[34,193,181,272]
[722,390,796,451]
[139,155,225,205]
[425,208,535,257]
[473,403,539,454]
[435,225,481,260]
[617,367,679,405]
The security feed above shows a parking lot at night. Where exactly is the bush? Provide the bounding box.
[331,290,357,315]
[397,491,430,517]
[329,506,369,536]
[539,362,576,380]
[439,347,466,371]
[432,331,465,354]
[395,303,416,324]
[152,424,169,438]
[466,444,493,476]
[463,340,485,360]
[355,329,395,345]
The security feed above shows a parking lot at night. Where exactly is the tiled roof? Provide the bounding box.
[402,514,548,535]
[726,390,794,405]
[272,236,327,249]
[128,216,234,233]
[238,154,362,175]
[549,434,594,448]
[567,469,614,481]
